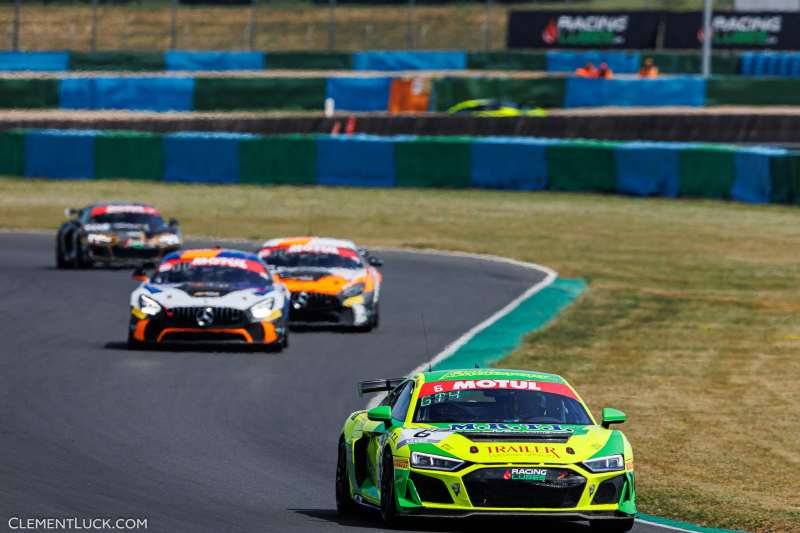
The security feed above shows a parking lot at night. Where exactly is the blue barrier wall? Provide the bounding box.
[547,51,641,74]
[739,52,800,77]
[615,142,681,197]
[164,132,255,183]
[731,147,786,204]
[325,77,392,112]
[0,51,69,71]
[59,77,195,112]
[316,135,395,187]
[565,77,706,108]
[165,51,265,71]
[352,51,467,71]
[470,137,552,190]
[25,129,96,180]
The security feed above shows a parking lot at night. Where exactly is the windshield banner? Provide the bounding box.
[419,380,577,399]
[90,205,160,217]
[158,256,267,274]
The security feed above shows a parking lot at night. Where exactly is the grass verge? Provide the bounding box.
[1,176,798,532]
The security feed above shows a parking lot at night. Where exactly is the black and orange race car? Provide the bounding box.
[258,237,383,331]
[56,202,181,268]
[128,248,289,351]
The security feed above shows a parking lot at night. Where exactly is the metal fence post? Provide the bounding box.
[702,0,713,77]
[249,0,257,50]
[484,0,492,51]
[91,0,99,52]
[406,0,415,49]
[328,0,336,50]
[12,0,20,51]
[170,0,178,49]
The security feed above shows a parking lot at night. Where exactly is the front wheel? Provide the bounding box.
[74,236,93,269]
[335,438,356,516]
[590,518,634,533]
[379,450,397,525]
[55,238,70,269]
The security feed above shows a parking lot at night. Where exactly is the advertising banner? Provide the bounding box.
[507,11,661,49]
[664,12,800,49]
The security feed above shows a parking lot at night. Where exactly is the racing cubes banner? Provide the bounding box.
[663,12,800,50]
[507,11,661,49]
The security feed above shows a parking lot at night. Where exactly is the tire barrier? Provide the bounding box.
[3,73,797,112]
[5,128,800,206]
[0,49,791,75]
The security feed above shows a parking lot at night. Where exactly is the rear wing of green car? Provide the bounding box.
[358,378,405,396]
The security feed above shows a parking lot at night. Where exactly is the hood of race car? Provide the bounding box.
[276,267,367,294]
[134,283,278,310]
[397,423,616,464]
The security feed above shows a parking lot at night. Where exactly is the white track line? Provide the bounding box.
[366,247,557,409]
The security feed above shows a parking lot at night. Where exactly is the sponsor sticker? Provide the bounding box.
[485,444,561,459]
[393,457,409,469]
[504,468,547,482]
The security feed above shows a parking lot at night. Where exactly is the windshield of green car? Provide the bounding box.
[413,386,592,425]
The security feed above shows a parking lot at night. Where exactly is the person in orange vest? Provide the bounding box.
[575,61,599,78]
[597,62,613,79]
[639,57,659,78]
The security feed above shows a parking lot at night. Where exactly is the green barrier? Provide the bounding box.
[394,136,472,188]
[0,79,59,109]
[546,140,619,193]
[0,129,26,176]
[678,145,736,199]
[769,154,800,205]
[193,77,327,111]
[239,134,317,185]
[95,131,163,181]
[467,51,547,71]
[69,51,165,71]
[430,77,565,111]
[266,51,352,70]
[644,52,738,75]
[706,77,800,106]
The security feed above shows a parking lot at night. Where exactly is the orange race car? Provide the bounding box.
[258,237,383,331]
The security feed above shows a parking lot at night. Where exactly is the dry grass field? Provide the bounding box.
[1,177,798,532]
[0,0,732,52]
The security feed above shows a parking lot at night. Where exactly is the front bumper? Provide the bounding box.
[393,463,636,518]
[288,292,371,326]
[130,309,283,345]
[89,243,178,265]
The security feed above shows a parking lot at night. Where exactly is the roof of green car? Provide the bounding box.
[418,368,567,384]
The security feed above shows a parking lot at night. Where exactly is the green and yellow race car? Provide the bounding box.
[336,368,636,531]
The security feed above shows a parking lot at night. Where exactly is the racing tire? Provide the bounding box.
[379,450,397,526]
[126,334,144,351]
[370,302,380,330]
[335,438,356,516]
[74,237,93,269]
[55,239,70,269]
[590,518,635,533]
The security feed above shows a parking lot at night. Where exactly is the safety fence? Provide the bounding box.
[0,49,769,75]
[2,129,799,206]
[5,74,800,112]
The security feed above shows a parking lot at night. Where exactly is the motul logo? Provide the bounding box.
[556,15,628,33]
[451,380,543,391]
[712,15,781,33]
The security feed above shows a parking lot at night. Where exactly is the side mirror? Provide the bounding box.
[366,405,392,425]
[132,268,149,282]
[368,256,383,268]
[132,262,156,282]
[169,218,179,227]
[64,208,79,218]
[601,407,626,429]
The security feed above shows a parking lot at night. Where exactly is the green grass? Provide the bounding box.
[1,176,799,532]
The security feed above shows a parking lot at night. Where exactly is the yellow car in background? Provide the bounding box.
[447,99,548,117]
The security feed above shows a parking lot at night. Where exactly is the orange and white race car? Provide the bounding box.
[258,237,383,331]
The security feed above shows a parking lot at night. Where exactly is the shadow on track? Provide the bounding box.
[103,341,283,354]
[290,509,591,532]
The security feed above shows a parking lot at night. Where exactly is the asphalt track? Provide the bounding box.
[0,232,670,533]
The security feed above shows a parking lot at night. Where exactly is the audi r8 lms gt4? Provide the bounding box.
[258,237,382,331]
[128,248,289,351]
[337,369,636,532]
[56,202,181,268]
